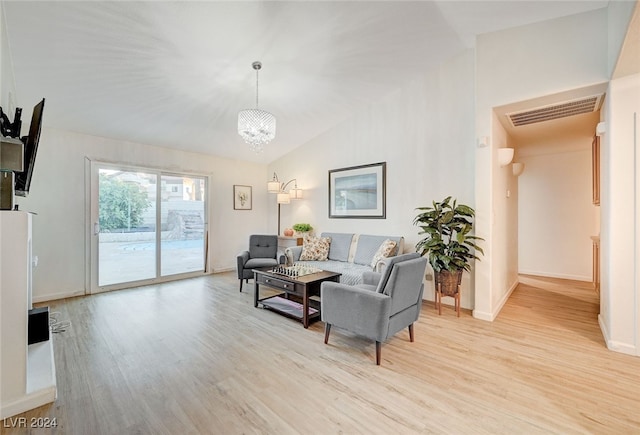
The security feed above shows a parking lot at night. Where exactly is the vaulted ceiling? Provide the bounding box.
[3,1,608,163]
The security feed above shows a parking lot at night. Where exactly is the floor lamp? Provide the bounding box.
[268,173,303,235]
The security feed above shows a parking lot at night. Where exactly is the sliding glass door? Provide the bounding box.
[160,175,206,277]
[90,163,207,292]
[97,168,157,286]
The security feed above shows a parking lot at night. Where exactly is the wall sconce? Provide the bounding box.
[498,148,514,167]
[267,172,303,234]
[512,162,525,177]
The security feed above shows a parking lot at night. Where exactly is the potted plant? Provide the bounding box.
[413,197,484,302]
[292,223,313,236]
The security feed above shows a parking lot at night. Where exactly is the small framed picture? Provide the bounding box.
[233,185,252,210]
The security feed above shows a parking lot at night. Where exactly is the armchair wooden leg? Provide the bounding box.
[375,341,382,365]
[324,323,331,344]
[408,324,414,342]
[239,279,243,292]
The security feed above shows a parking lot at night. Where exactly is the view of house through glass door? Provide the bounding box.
[93,164,207,290]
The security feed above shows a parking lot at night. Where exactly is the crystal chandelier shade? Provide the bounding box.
[238,109,276,153]
[238,61,276,153]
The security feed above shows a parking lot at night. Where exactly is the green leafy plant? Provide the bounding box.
[292,223,313,232]
[413,196,484,272]
[99,174,151,231]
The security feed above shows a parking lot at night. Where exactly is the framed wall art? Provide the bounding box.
[328,162,386,219]
[233,185,252,210]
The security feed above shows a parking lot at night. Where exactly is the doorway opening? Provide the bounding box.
[493,83,606,317]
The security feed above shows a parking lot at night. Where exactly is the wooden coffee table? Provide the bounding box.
[253,268,341,328]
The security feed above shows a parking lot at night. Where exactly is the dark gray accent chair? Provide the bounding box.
[237,235,284,292]
[321,253,427,365]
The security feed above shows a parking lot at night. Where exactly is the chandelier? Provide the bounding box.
[238,61,276,153]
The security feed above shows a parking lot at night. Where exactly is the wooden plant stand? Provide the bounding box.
[435,283,461,317]
[434,270,463,317]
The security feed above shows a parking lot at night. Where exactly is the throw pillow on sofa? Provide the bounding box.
[300,235,331,261]
[370,239,397,269]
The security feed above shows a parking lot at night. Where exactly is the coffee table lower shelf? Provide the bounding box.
[259,295,320,323]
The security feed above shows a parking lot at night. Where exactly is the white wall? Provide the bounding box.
[1,2,17,110]
[18,128,268,302]
[491,113,519,312]
[518,144,598,281]
[269,50,477,308]
[475,8,609,320]
[600,72,640,355]
[1,2,4,106]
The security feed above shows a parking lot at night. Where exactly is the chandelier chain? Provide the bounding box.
[255,67,259,109]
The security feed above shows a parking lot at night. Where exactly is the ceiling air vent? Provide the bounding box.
[506,94,603,127]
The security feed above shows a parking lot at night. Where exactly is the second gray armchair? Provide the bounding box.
[320,253,427,365]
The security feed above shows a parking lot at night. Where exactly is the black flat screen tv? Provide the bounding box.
[15,98,45,197]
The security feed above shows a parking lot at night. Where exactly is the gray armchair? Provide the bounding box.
[321,253,427,365]
[237,235,284,292]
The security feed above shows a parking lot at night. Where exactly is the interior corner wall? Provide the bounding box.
[268,49,477,308]
[607,0,638,78]
[518,144,597,281]
[475,8,608,320]
[18,128,269,302]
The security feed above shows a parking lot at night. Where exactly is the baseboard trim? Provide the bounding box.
[0,386,56,420]
[33,290,84,304]
[472,310,493,321]
[212,267,235,273]
[518,270,591,282]
[473,279,519,322]
[598,314,638,356]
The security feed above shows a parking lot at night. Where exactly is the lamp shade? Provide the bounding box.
[277,192,290,204]
[498,148,515,167]
[289,187,303,199]
[267,180,280,193]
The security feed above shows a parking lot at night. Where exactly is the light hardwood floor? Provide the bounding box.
[3,273,639,434]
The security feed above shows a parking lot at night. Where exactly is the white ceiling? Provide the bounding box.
[3,1,609,163]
